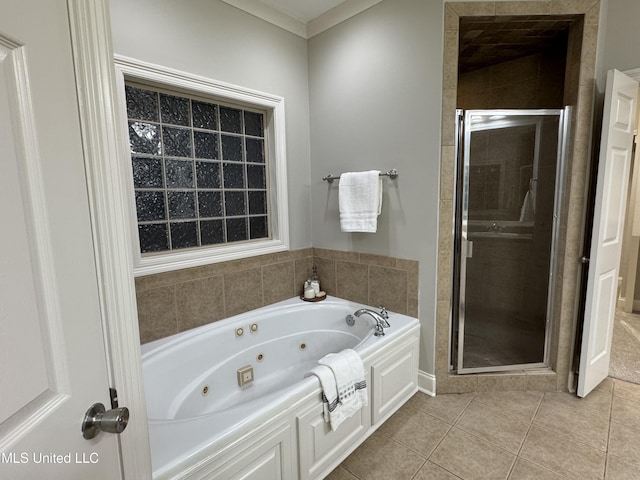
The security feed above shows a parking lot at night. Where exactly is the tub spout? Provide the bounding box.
[353,308,390,336]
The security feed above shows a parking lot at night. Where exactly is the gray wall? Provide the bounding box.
[109,0,313,250]
[598,0,640,85]
[308,0,443,373]
[111,0,444,375]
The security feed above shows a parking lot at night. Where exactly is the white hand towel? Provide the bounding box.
[339,170,382,233]
[305,365,338,423]
[519,190,535,222]
[318,349,368,431]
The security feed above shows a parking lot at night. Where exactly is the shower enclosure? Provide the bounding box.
[453,108,570,374]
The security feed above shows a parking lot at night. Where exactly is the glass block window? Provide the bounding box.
[125,84,269,254]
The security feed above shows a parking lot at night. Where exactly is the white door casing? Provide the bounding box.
[1,0,152,478]
[67,1,152,477]
[0,0,121,477]
[578,69,639,397]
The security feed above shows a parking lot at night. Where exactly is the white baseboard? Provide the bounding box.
[616,296,640,312]
[417,370,436,396]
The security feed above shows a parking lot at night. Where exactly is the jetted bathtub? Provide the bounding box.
[141,295,420,479]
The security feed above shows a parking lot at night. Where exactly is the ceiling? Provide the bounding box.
[459,15,581,74]
[222,0,382,38]
[259,0,349,22]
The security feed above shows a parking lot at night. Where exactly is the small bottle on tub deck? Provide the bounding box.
[310,265,320,294]
[304,283,316,299]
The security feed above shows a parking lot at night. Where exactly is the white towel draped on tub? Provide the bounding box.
[305,365,338,424]
[305,349,368,431]
[338,170,383,233]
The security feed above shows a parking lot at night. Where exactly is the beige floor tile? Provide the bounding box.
[609,420,640,465]
[611,395,640,428]
[519,425,606,480]
[473,391,543,422]
[508,458,568,480]
[613,379,640,402]
[406,392,475,424]
[454,400,531,454]
[430,427,516,480]
[341,431,426,480]
[325,465,359,480]
[538,390,612,419]
[332,377,640,480]
[533,394,610,451]
[605,454,640,480]
[378,404,451,457]
[610,310,640,384]
[413,461,462,480]
[594,377,615,394]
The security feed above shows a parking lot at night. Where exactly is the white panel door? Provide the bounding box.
[578,69,638,397]
[0,1,122,478]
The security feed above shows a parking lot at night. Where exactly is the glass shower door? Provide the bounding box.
[456,109,568,373]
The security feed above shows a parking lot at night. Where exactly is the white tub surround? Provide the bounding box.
[141,296,420,479]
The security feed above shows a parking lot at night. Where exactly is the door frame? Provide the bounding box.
[67,1,152,477]
[454,108,569,374]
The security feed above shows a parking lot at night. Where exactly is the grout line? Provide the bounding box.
[172,284,179,335]
[409,455,463,480]
[509,392,545,476]
[608,378,616,428]
[374,431,429,469]
[471,392,541,424]
[406,457,429,480]
[512,457,573,480]
[452,392,476,424]
[376,406,452,460]
[339,463,361,480]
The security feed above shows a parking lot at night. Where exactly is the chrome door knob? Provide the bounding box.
[82,402,129,439]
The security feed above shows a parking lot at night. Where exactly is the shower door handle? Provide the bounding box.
[464,240,473,258]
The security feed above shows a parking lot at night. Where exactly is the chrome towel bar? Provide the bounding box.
[322,169,398,183]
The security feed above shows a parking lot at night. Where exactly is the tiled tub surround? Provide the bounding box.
[135,248,418,344]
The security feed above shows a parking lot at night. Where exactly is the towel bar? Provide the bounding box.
[322,169,398,183]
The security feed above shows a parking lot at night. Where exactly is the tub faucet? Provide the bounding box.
[348,308,391,336]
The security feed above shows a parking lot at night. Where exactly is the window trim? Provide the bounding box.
[114,55,289,276]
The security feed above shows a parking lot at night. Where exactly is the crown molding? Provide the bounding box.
[307,0,383,38]
[222,0,307,37]
[221,0,383,39]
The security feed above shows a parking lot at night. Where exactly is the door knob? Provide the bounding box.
[82,403,129,439]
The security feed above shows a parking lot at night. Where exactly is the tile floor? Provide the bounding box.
[610,309,640,385]
[327,378,640,480]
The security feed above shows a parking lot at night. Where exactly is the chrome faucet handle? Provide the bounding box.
[378,306,389,320]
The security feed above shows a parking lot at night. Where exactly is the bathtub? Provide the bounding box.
[141,295,420,479]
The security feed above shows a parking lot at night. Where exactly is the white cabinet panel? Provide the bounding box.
[297,399,370,480]
[371,338,419,424]
[190,424,292,480]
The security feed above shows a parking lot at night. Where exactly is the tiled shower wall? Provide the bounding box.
[135,248,419,344]
[458,51,566,109]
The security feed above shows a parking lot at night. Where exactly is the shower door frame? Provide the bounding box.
[454,108,571,375]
